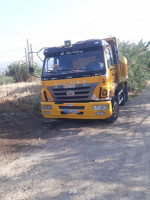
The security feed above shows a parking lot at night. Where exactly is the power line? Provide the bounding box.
[0,17,103,59]
[0,47,25,55]
[32,17,102,48]
[0,29,24,35]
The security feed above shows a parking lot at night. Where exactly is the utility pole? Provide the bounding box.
[25,48,27,62]
[30,44,34,65]
[27,39,31,66]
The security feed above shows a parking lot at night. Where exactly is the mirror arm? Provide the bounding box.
[28,47,48,79]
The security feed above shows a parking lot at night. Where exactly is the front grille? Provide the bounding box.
[47,83,99,102]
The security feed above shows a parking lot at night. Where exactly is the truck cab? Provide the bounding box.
[40,37,128,122]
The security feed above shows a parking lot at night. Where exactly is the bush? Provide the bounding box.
[5,61,42,82]
[127,65,149,91]
[0,74,15,85]
[119,40,150,91]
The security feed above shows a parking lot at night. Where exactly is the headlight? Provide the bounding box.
[93,105,109,111]
[41,105,52,110]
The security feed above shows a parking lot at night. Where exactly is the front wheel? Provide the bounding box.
[121,85,128,105]
[105,99,119,123]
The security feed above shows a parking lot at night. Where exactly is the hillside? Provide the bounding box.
[0,82,41,113]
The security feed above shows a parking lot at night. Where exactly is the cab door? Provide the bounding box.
[105,48,116,84]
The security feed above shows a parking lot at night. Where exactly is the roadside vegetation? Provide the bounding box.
[0,82,41,113]
[0,61,42,113]
[0,61,41,84]
[0,74,15,85]
[119,40,150,91]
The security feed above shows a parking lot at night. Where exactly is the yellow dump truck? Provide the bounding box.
[36,37,128,122]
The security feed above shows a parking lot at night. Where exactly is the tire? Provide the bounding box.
[124,84,128,102]
[105,98,119,123]
[120,84,128,105]
[120,89,126,105]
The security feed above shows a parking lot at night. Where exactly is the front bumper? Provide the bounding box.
[41,101,112,119]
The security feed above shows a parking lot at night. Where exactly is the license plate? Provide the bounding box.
[62,109,79,114]
[68,109,79,114]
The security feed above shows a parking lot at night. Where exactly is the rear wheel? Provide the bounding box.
[125,84,128,101]
[105,98,119,123]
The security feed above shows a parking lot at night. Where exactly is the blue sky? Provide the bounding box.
[0,0,150,65]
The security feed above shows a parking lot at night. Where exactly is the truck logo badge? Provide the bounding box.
[64,84,75,88]
[102,89,108,96]
[67,90,75,96]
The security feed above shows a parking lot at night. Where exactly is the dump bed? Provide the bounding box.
[118,52,128,83]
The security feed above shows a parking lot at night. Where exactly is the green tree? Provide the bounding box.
[6,61,42,82]
[118,40,150,91]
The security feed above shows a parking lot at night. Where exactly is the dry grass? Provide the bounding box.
[0,82,41,113]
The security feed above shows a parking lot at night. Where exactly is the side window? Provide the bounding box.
[47,57,54,71]
[105,48,114,68]
[44,57,59,73]
[109,49,114,66]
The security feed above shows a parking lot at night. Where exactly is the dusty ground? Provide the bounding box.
[0,82,150,200]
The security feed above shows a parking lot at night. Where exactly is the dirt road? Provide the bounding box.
[0,83,150,200]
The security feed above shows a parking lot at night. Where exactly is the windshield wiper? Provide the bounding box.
[85,68,95,71]
[58,70,72,72]
[72,69,85,72]
[47,70,58,73]
[47,70,71,74]
[85,68,104,73]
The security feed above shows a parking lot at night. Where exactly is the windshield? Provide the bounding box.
[42,48,105,79]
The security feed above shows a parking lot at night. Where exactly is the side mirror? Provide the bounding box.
[29,66,34,73]
[111,45,119,64]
